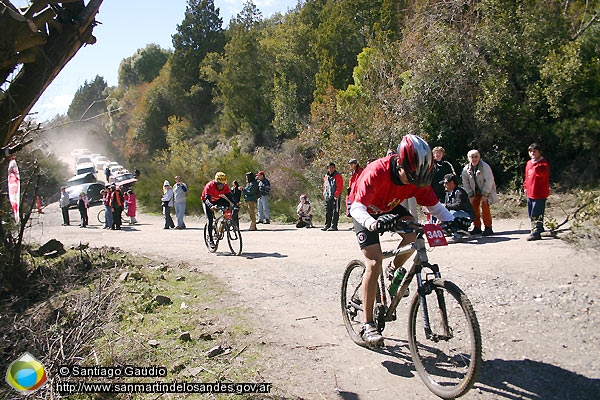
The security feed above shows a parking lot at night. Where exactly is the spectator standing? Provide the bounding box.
[256,171,271,224]
[161,180,175,229]
[322,162,344,231]
[59,186,70,226]
[77,192,88,228]
[102,186,113,229]
[104,165,111,182]
[242,172,259,231]
[523,143,550,241]
[173,175,188,229]
[110,185,124,230]
[125,189,137,224]
[431,146,456,203]
[346,159,363,217]
[296,194,313,228]
[461,149,497,236]
[230,180,242,227]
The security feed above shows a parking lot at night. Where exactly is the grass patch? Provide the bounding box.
[0,247,277,399]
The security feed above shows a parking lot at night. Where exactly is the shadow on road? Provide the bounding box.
[476,358,600,399]
[242,252,288,259]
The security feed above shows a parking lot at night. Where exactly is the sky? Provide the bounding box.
[12,0,299,121]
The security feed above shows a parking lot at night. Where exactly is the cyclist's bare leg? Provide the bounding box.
[390,216,417,271]
[361,243,383,325]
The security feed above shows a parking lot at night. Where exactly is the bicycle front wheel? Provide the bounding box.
[226,221,243,255]
[203,223,218,253]
[408,279,482,399]
[97,208,105,224]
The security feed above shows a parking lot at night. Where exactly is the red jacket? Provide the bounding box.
[349,155,438,215]
[202,180,231,203]
[348,166,364,193]
[524,158,550,199]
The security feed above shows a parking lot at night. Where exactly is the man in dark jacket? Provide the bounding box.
[442,174,473,238]
[322,162,344,231]
[256,171,271,224]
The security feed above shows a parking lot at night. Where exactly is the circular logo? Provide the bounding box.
[357,232,367,244]
[5,352,48,394]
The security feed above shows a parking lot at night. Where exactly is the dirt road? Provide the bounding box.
[26,205,600,399]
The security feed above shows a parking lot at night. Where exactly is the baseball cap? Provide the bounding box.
[348,159,358,164]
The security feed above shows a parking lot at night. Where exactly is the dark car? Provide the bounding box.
[65,182,105,208]
[66,172,97,187]
[113,173,137,191]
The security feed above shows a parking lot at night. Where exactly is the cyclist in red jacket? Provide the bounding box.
[202,172,234,245]
[348,135,455,347]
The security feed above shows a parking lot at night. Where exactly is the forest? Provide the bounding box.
[45,0,599,217]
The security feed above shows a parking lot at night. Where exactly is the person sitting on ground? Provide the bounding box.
[441,174,474,239]
[296,194,313,228]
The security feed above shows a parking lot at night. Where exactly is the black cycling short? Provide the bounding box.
[353,204,413,250]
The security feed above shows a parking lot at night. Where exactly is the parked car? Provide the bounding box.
[75,155,93,166]
[65,182,105,208]
[66,172,97,187]
[71,148,90,158]
[113,173,137,191]
[109,165,124,176]
[94,156,110,171]
[76,162,96,177]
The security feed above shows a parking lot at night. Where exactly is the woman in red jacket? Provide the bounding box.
[523,143,550,241]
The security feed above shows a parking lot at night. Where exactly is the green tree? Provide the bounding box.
[118,44,170,88]
[170,0,225,130]
[217,1,273,144]
[67,75,108,120]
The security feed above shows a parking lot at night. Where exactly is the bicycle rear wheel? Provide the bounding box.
[341,260,382,347]
[97,208,105,224]
[203,223,218,253]
[226,221,243,255]
[408,279,482,399]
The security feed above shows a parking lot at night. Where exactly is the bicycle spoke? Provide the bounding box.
[341,260,371,347]
[408,280,482,399]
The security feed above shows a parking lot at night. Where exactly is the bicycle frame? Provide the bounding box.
[381,228,447,341]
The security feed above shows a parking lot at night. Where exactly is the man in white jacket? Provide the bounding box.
[461,150,497,236]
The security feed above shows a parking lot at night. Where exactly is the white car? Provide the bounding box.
[110,165,124,176]
[94,156,110,171]
[75,155,93,166]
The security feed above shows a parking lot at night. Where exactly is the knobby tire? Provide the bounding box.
[203,223,218,253]
[226,221,243,255]
[407,279,482,399]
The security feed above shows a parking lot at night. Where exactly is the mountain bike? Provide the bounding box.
[203,201,242,256]
[341,219,482,399]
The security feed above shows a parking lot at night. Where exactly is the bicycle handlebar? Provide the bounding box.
[387,216,469,235]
